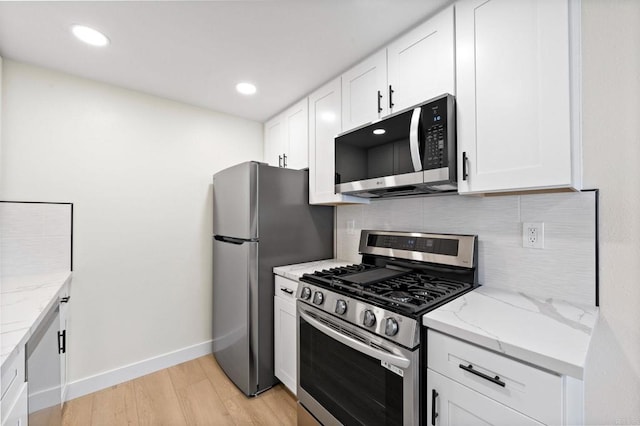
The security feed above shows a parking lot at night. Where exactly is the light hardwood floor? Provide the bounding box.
[62,355,297,425]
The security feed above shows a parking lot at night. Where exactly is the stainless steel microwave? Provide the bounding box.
[335,93,456,198]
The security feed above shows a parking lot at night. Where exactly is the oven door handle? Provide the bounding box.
[409,107,423,172]
[299,310,411,369]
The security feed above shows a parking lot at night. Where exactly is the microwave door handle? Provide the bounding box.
[409,107,423,172]
[298,309,411,369]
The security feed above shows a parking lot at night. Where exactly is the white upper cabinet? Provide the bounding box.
[284,99,309,170]
[341,50,388,130]
[387,6,455,113]
[264,116,285,167]
[456,0,582,194]
[309,78,369,205]
[264,98,309,169]
[341,6,455,133]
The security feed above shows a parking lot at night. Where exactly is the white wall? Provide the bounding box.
[0,61,264,391]
[582,1,640,424]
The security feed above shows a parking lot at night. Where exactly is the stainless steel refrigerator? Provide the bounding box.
[212,161,334,396]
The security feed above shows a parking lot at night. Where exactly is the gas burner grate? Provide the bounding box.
[301,264,475,317]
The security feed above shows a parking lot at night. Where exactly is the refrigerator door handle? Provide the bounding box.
[214,235,256,245]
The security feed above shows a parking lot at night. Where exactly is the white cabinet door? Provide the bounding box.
[309,78,369,205]
[427,369,544,426]
[59,285,70,404]
[264,116,285,167]
[274,276,298,394]
[1,383,28,426]
[387,5,455,113]
[456,0,579,194]
[284,98,309,170]
[342,50,387,131]
[264,99,308,169]
[1,346,27,426]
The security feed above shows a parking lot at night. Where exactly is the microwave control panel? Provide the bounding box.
[423,97,450,170]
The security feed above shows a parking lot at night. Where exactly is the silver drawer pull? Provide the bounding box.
[280,287,294,295]
[459,363,506,387]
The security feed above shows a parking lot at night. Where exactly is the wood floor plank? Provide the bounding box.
[168,358,207,391]
[62,393,93,425]
[62,355,298,426]
[134,369,187,426]
[91,381,138,426]
[29,404,62,426]
[220,394,255,426]
[198,355,244,402]
[227,389,290,426]
[261,385,296,426]
[176,378,235,425]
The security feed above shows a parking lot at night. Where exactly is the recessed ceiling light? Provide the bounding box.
[71,24,110,47]
[236,82,257,95]
[373,128,386,135]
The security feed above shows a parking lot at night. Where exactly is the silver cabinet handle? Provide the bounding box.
[283,153,287,168]
[278,155,283,167]
[409,107,423,172]
[299,308,410,368]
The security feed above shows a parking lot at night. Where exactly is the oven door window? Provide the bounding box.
[299,315,403,426]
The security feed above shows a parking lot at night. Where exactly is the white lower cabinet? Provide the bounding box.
[274,275,298,395]
[1,383,28,426]
[427,330,584,425]
[1,346,27,426]
[427,369,543,426]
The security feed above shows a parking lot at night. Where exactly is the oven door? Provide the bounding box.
[297,302,419,426]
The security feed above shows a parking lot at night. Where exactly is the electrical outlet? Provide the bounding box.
[522,222,544,249]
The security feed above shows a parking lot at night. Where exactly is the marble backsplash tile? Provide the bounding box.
[336,191,597,306]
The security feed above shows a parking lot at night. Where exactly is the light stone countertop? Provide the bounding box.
[1,271,72,370]
[422,286,599,379]
[273,259,355,281]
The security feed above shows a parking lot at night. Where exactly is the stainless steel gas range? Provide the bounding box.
[296,230,478,426]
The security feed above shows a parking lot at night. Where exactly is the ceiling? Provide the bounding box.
[0,1,451,122]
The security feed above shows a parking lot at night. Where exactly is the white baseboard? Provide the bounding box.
[30,385,61,413]
[65,340,213,401]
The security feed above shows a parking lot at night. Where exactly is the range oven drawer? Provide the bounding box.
[427,330,562,425]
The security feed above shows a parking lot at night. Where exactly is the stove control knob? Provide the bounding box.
[385,318,399,337]
[335,299,347,315]
[363,310,376,327]
[312,291,324,305]
[300,287,312,300]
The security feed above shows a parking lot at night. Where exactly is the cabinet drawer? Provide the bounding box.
[427,330,561,425]
[1,346,26,424]
[275,275,298,302]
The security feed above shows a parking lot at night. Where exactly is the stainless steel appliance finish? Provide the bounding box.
[296,230,478,425]
[298,303,419,426]
[358,230,477,268]
[335,94,457,198]
[212,161,334,397]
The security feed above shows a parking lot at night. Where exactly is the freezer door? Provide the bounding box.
[212,236,259,396]
[212,161,258,239]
